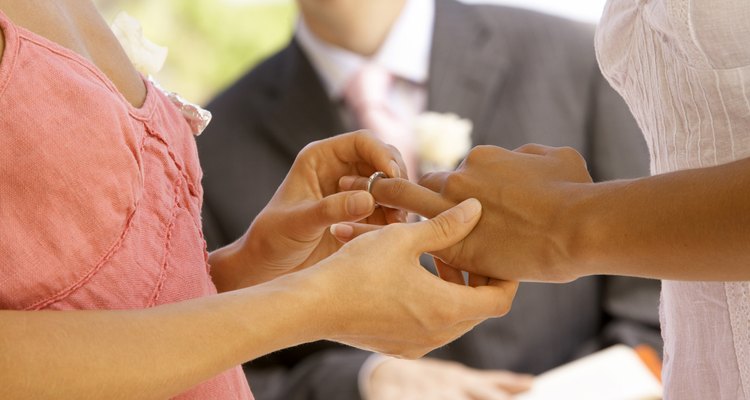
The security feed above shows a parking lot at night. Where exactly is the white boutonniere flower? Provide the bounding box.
[111,12,168,76]
[415,112,473,173]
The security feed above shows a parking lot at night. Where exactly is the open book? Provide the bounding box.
[515,345,663,400]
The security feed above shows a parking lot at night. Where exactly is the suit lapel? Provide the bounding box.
[262,40,346,157]
[428,0,511,145]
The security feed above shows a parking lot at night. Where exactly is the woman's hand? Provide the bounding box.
[210,131,408,291]
[337,144,594,283]
[295,199,519,358]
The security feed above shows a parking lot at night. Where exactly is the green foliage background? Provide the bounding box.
[96,0,296,104]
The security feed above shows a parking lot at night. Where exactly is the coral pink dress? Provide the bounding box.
[0,10,252,399]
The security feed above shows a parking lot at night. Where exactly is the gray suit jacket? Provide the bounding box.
[197,1,662,399]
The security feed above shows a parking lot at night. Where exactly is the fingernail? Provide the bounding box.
[339,176,357,190]
[389,160,401,179]
[347,191,374,216]
[398,210,408,223]
[330,223,354,240]
[457,198,481,223]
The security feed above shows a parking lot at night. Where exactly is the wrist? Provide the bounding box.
[242,267,333,348]
[554,182,604,280]
[209,233,273,292]
[559,180,630,279]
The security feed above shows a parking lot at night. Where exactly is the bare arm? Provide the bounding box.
[337,146,750,282]
[570,155,750,280]
[0,200,517,400]
[0,276,318,400]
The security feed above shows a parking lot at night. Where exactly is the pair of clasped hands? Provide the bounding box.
[227,130,592,361]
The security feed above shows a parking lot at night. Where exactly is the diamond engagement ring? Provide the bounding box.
[366,171,386,195]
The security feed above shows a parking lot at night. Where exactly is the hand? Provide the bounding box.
[367,357,533,400]
[337,144,593,283]
[300,199,519,358]
[211,131,408,290]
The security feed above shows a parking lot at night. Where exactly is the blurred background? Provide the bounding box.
[94,0,606,104]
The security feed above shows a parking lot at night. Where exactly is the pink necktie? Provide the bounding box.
[344,64,418,180]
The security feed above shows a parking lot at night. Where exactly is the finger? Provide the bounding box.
[483,371,534,394]
[401,198,482,255]
[434,257,466,286]
[293,191,375,240]
[448,279,519,320]
[418,171,451,193]
[330,222,383,243]
[339,176,454,218]
[330,131,406,178]
[467,273,490,288]
[513,143,553,155]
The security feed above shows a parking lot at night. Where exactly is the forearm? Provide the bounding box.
[0,273,322,399]
[570,156,750,280]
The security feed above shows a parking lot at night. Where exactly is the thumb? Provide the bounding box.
[450,279,519,320]
[289,191,375,241]
[404,198,482,255]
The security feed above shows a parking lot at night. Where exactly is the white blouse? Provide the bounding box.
[595,1,750,399]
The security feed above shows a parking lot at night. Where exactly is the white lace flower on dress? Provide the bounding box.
[110,12,212,136]
[415,112,473,173]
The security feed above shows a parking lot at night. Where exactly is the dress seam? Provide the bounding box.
[25,199,141,310]
[147,182,182,307]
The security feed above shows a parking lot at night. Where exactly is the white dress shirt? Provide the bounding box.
[296,0,435,129]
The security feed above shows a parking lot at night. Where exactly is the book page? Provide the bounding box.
[515,345,663,400]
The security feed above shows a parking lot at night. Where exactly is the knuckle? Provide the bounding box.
[353,129,375,143]
[314,199,334,221]
[299,140,323,158]
[429,216,455,241]
[515,143,538,153]
[464,146,488,165]
[443,173,464,192]
[388,177,408,199]
[555,147,590,177]
[556,146,582,161]
[298,142,314,156]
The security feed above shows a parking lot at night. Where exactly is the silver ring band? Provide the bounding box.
[366,171,386,195]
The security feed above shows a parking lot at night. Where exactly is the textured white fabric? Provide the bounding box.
[596,1,750,399]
